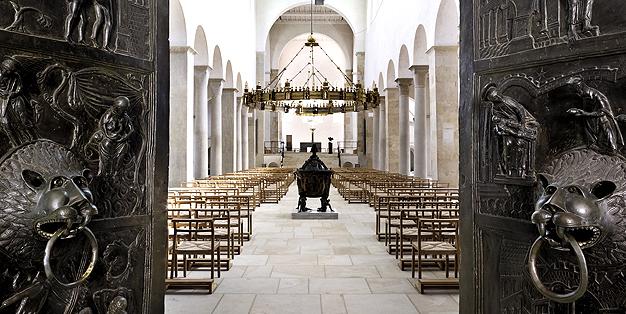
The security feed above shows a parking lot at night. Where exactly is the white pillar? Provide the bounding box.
[378,95,387,171]
[411,65,428,178]
[193,65,210,179]
[242,105,249,170]
[373,106,379,169]
[249,108,257,168]
[385,88,399,172]
[208,78,223,175]
[256,108,265,166]
[236,97,243,171]
[169,46,195,186]
[428,46,459,186]
[396,78,412,175]
[222,87,237,173]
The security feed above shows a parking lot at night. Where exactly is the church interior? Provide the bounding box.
[165,0,460,313]
[1,0,624,313]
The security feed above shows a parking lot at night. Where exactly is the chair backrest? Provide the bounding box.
[417,218,459,248]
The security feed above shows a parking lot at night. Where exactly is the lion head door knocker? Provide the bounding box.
[0,140,98,313]
[528,149,626,306]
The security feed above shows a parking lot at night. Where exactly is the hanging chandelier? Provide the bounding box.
[243,1,379,116]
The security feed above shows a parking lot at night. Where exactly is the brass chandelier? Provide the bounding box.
[243,1,379,116]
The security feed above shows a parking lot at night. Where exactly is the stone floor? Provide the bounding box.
[166,183,460,314]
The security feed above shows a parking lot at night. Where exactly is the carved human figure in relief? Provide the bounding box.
[90,0,114,50]
[485,86,539,177]
[0,57,38,146]
[568,0,599,40]
[566,76,623,152]
[64,0,89,43]
[88,96,134,176]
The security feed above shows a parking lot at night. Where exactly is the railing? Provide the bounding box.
[264,141,285,155]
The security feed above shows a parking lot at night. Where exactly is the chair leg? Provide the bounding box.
[454,253,458,278]
[418,252,422,280]
[411,245,416,278]
[217,248,221,278]
[395,233,399,259]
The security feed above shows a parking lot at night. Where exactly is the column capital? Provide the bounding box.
[222,87,239,93]
[355,51,365,57]
[170,45,197,54]
[395,77,413,87]
[426,45,459,54]
[194,65,212,73]
[409,65,429,74]
[208,78,225,84]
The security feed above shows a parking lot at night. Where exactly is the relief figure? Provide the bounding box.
[485,86,539,177]
[566,76,623,152]
[568,0,599,40]
[89,0,114,49]
[87,96,134,176]
[64,0,89,43]
[0,57,38,147]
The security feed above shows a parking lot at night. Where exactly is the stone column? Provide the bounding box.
[372,106,379,169]
[355,52,366,165]
[221,87,237,173]
[249,108,257,168]
[236,97,243,171]
[396,78,412,175]
[378,96,387,171]
[385,87,399,173]
[256,109,265,166]
[208,78,223,175]
[365,110,374,168]
[193,65,210,179]
[410,65,429,178]
[428,46,459,186]
[169,46,195,186]
[242,105,249,170]
[269,68,280,145]
[344,69,355,146]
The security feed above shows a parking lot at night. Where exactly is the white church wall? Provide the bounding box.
[178,0,257,84]
[255,0,366,52]
[363,0,459,86]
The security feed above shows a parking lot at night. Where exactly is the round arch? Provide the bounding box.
[386,60,396,88]
[211,45,223,79]
[435,0,459,46]
[398,45,411,78]
[169,0,187,46]
[413,25,428,65]
[236,73,243,96]
[193,26,209,66]
[258,1,359,51]
[269,27,353,71]
[225,60,234,88]
[276,33,347,87]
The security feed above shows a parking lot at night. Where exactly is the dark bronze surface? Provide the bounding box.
[296,146,333,213]
[461,0,626,312]
[0,1,167,313]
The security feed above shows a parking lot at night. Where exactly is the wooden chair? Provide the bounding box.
[411,218,459,279]
[169,217,222,280]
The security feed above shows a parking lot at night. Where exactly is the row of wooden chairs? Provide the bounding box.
[331,168,460,293]
[165,168,295,293]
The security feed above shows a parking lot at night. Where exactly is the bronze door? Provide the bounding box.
[460,1,626,313]
[0,1,167,313]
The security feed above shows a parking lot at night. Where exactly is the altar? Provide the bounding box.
[299,142,322,153]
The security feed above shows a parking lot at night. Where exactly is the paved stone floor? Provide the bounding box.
[166,183,460,314]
